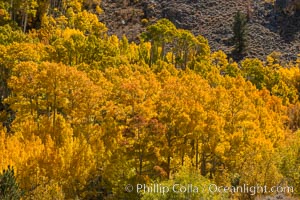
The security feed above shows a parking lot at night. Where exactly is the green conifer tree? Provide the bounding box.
[232,11,248,60]
[0,166,23,200]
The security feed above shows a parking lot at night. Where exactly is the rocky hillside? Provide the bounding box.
[100,0,300,62]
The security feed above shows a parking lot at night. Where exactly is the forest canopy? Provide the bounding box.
[0,0,300,199]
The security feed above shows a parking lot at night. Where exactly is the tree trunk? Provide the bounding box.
[195,139,199,170]
[53,93,56,134]
[167,154,171,179]
[138,128,143,176]
[166,131,172,179]
[184,48,188,70]
[201,152,206,176]
[23,11,28,33]
[10,0,13,20]
[149,40,154,68]
[161,41,165,60]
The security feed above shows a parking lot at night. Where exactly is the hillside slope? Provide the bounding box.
[100,0,300,62]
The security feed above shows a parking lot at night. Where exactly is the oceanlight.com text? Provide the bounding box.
[208,184,293,196]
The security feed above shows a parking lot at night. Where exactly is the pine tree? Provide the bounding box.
[0,165,23,200]
[232,11,248,60]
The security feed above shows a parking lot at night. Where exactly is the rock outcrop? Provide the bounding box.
[100,0,300,62]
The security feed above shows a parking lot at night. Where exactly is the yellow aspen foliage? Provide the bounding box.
[1,16,299,199]
[56,134,96,198]
[211,50,229,68]
[74,10,107,36]
[0,124,45,192]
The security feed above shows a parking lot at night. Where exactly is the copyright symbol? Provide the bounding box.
[125,184,134,192]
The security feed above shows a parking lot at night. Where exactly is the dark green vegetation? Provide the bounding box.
[231,11,248,60]
[0,166,23,200]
